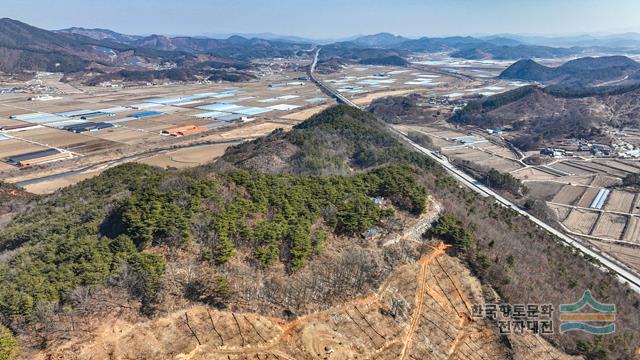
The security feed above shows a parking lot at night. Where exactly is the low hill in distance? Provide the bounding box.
[499,56,640,87]
[450,44,578,60]
[351,32,411,47]
[57,27,143,43]
[358,55,408,66]
[215,105,435,175]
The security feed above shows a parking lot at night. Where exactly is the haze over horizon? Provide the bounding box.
[3,0,640,39]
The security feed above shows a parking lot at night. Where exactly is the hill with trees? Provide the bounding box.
[0,105,638,359]
[359,55,408,66]
[451,43,577,60]
[499,56,640,87]
[450,84,640,149]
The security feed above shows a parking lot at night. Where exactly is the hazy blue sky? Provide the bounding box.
[4,0,640,38]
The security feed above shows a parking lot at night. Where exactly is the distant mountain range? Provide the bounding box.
[57,28,312,60]
[488,33,640,49]
[450,44,575,60]
[499,56,640,87]
[127,34,311,59]
[5,18,640,82]
[0,18,190,73]
[320,33,611,60]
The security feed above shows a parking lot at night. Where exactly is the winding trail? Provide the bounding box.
[399,242,449,360]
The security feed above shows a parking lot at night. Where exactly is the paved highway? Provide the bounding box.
[309,49,640,294]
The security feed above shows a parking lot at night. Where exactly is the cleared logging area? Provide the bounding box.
[38,244,574,360]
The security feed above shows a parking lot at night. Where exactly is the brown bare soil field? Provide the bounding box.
[547,162,592,176]
[203,122,292,140]
[0,161,15,171]
[282,104,333,121]
[576,187,600,208]
[594,159,640,174]
[140,143,232,169]
[476,157,522,172]
[623,216,640,243]
[604,190,636,213]
[88,127,163,145]
[551,185,586,206]
[0,118,29,128]
[0,138,50,159]
[66,139,123,155]
[119,119,170,132]
[633,194,640,215]
[567,161,630,178]
[589,239,640,272]
[475,143,518,159]
[558,175,598,186]
[563,209,599,235]
[548,204,572,222]
[445,149,492,163]
[512,168,559,181]
[14,127,96,148]
[29,243,576,360]
[525,181,565,201]
[352,89,414,106]
[23,171,100,194]
[590,175,622,188]
[427,129,466,139]
[591,213,627,240]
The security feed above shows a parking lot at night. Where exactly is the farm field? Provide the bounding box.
[140,143,234,169]
[623,216,640,243]
[512,168,559,181]
[591,213,627,240]
[0,67,336,191]
[563,209,600,235]
[547,162,591,176]
[576,187,600,208]
[604,190,636,213]
[633,195,640,215]
[589,240,640,272]
[548,203,572,222]
[551,185,586,206]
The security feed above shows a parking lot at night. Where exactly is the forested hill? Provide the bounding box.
[449,84,640,149]
[216,105,436,175]
[499,56,640,87]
